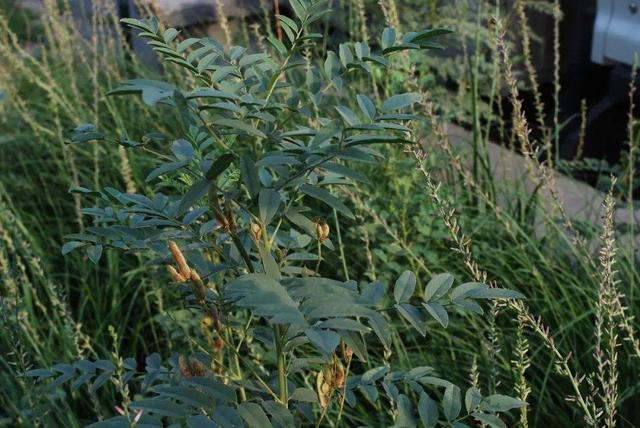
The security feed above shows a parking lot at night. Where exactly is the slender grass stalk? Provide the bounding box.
[410,144,598,425]
[515,0,548,141]
[594,182,620,428]
[213,0,233,47]
[576,98,587,159]
[513,313,532,428]
[552,0,561,163]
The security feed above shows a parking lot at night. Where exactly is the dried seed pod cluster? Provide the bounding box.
[178,355,207,378]
[342,342,353,363]
[168,240,190,280]
[315,222,330,242]
[166,240,208,304]
[315,356,346,408]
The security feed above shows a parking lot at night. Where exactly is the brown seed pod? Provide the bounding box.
[188,270,207,303]
[178,355,190,377]
[342,342,354,363]
[250,223,262,242]
[168,240,190,278]
[166,265,186,282]
[209,304,223,333]
[190,269,200,281]
[321,223,330,240]
[214,337,225,352]
[332,359,345,388]
[316,370,332,409]
[202,315,213,328]
[178,355,206,378]
[224,201,236,233]
[190,358,206,377]
[315,222,330,242]
[213,208,229,231]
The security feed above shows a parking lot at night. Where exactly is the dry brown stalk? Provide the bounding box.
[250,22,267,53]
[576,98,588,159]
[213,0,233,47]
[515,0,547,139]
[513,313,531,428]
[593,183,621,427]
[494,16,592,257]
[409,145,598,425]
[497,17,640,364]
[354,0,370,44]
[551,0,562,161]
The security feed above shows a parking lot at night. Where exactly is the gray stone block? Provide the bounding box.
[144,0,269,28]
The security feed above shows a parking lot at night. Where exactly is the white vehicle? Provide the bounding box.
[592,0,640,66]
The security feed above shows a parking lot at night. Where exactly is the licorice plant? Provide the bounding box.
[28,1,526,426]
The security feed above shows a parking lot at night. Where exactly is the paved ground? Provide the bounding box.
[446,123,640,254]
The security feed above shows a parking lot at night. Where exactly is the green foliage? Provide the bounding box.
[3,0,637,426]
[31,2,525,426]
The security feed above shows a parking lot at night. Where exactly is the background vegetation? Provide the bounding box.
[0,0,638,427]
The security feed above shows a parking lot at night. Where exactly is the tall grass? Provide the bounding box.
[333,1,640,426]
[0,0,638,426]
[0,1,183,424]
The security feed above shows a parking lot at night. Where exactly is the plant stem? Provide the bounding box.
[335,357,352,426]
[167,312,279,401]
[274,326,288,407]
[333,208,349,281]
[315,390,334,428]
[264,28,304,104]
[230,232,255,273]
[226,329,247,402]
[315,239,323,273]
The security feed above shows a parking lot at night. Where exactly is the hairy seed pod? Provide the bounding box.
[316,370,332,408]
[189,269,206,301]
[332,362,345,388]
[202,315,213,328]
[214,337,225,352]
[209,304,223,333]
[342,342,353,363]
[224,201,236,233]
[315,222,330,242]
[179,355,206,378]
[168,240,190,278]
[178,355,192,378]
[321,223,330,240]
[213,208,229,231]
[190,358,206,377]
[250,223,262,242]
[190,270,207,303]
[166,265,186,282]
[190,269,202,283]
[178,355,191,377]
